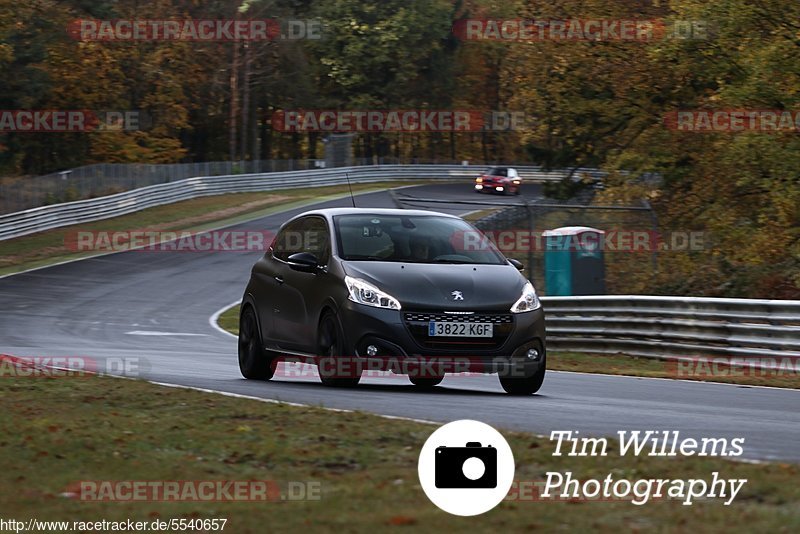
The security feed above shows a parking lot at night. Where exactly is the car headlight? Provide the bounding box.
[510,282,541,313]
[345,276,401,310]
[476,177,483,183]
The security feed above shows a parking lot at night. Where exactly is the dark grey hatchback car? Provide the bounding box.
[238,208,546,394]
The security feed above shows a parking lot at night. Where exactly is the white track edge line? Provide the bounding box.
[548,369,800,393]
[0,356,772,464]
[148,380,442,426]
[209,300,241,339]
[101,377,776,464]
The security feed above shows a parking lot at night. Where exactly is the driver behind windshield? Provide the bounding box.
[408,235,430,261]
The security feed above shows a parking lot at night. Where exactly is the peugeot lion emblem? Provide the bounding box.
[451,291,464,301]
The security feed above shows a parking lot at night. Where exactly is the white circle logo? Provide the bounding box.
[417,420,515,516]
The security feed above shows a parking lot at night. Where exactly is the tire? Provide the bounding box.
[317,312,361,387]
[238,306,275,380]
[514,187,521,196]
[409,375,443,388]
[499,365,545,395]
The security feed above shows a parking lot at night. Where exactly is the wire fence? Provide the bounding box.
[478,201,659,296]
[394,189,659,296]
[0,157,539,215]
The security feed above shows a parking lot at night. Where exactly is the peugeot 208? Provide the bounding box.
[238,208,545,394]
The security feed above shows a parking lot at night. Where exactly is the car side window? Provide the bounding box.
[301,217,331,264]
[272,216,331,264]
[272,219,305,262]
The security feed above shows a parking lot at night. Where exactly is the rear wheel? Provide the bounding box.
[317,312,361,387]
[238,306,275,380]
[499,365,545,395]
[409,375,444,389]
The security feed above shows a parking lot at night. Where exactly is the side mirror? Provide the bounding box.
[508,258,524,271]
[287,252,320,273]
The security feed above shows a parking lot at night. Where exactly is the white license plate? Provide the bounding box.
[428,322,493,338]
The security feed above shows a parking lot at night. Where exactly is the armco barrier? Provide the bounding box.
[542,295,800,362]
[0,165,565,241]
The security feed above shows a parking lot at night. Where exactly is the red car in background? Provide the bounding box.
[474,167,522,195]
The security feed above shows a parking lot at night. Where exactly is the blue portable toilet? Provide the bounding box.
[542,226,606,296]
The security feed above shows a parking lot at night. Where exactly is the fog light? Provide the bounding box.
[525,349,540,361]
[497,186,504,192]
[366,345,378,357]
[475,184,483,190]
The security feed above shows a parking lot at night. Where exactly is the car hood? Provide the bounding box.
[342,261,527,310]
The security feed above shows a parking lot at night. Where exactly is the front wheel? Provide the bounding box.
[317,312,361,387]
[238,306,275,380]
[499,365,545,395]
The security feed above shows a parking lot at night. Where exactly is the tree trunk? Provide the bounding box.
[229,42,239,162]
[240,43,251,161]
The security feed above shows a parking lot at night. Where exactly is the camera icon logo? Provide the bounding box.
[418,420,515,516]
[435,442,497,489]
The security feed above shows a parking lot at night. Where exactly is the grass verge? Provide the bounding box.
[217,305,240,337]
[0,181,434,277]
[1,374,798,531]
[217,304,799,389]
[461,207,504,222]
[548,352,800,389]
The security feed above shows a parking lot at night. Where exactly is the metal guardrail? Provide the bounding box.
[0,159,328,215]
[542,295,800,362]
[0,164,564,241]
[1,158,585,214]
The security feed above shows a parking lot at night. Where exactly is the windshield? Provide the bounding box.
[334,214,507,265]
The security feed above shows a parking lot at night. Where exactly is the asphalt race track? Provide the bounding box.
[1,183,798,462]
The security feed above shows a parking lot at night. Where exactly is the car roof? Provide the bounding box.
[297,207,461,219]
[542,226,605,236]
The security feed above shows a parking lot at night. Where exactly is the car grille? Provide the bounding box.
[404,312,513,324]
[403,311,514,351]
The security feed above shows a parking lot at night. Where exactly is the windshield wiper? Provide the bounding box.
[345,255,388,261]
[430,258,474,264]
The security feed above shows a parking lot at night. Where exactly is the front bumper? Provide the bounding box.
[475,183,509,193]
[337,300,546,377]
